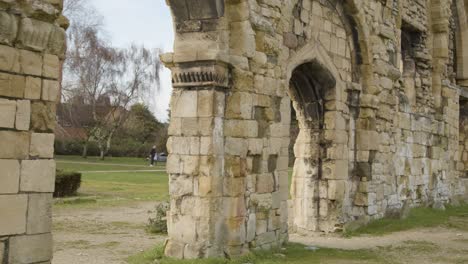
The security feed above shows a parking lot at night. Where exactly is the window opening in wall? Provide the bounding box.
[400,22,425,108]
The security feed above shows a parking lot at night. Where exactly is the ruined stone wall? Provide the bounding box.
[0,0,66,263]
[162,0,467,260]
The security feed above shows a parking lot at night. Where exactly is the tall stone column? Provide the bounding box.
[0,0,66,263]
[162,60,230,258]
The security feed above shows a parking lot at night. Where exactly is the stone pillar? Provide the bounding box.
[0,0,66,263]
[162,59,230,259]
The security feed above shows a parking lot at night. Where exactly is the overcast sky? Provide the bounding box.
[92,0,174,122]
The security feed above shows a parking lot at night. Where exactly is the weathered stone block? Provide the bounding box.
[9,233,53,264]
[17,17,52,52]
[169,174,194,197]
[16,99,31,131]
[0,131,30,159]
[0,45,20,72]
[20,160,56,192]
[167,136,200,155]
[0,72,25,98]
[0,98,16,128]
[0,194,27,236]
[165,239,185,259]
[356,130,380,150]
[225,217,246,246]
[0,12,17,45]
[0,159,20,193]
[42,79,59,101]
[30,133,55,158]
[19,49,42,76]
[322,160,348,180]
[256,173,275,194]
[171,90,198,118]
[42,54,59,79]
[224,120,258,138]
[31,101,56,132]
[226,92,253,119]
[27,193,53,234]
[230,21,256,58]
[197,90,214,117]
[47,25,66,56]
[25,76,42,99]
[328,180,346,201]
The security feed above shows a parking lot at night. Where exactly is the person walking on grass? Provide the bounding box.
[150,145,157,167]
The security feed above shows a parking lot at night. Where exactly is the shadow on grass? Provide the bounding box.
[344,203,468,237]
[127,243,386,264]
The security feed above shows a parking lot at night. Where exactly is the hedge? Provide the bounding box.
[55,138,167,158]
[54,170,82,197]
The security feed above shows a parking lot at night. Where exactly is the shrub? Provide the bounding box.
[147,202,169,234]
[54,139,100,156]
[54,170,82,197]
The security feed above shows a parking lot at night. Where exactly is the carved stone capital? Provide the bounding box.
[170,61,230,89]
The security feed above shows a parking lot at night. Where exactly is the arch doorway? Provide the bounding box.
[289,60,348,233]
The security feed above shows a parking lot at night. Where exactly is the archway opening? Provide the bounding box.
[288,60,338,233]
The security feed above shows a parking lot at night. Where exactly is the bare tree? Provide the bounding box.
[96,45,161,159]
[63,26,161,159]
[61,0,162,159]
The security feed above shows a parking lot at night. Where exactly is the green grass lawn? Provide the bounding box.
[345,204,468,237]
[55,155,169,207]
[127,243,386,264]
[56,155,164,166]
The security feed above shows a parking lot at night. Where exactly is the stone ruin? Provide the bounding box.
[0,0,468,263]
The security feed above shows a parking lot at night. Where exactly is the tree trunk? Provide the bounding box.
[104,131,114,156]
[82,141,88,158]
[97,140,105,160]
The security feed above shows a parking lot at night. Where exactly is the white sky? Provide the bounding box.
[91,0,174,122]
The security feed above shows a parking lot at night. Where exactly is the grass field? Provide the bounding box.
[55,155,169,206]
[128,243,385,264]
[345,204,468,236]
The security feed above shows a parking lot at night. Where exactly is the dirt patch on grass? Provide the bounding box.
[54,202,468,264]
[290,228,468,263]
[52,202,165,264]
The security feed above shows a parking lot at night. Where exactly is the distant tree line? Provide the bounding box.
[58,0,167,159]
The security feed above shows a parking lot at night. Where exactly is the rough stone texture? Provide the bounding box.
[0,2,65,262]
[27,193,53,234]
[16,99,31,131]
[0,159,20,194]
[41,79,59,102]
[8,234,53,264]
[24,76,42,99]
[31,101,56,132]
[0,98,16,128]
[30,133,55,158]
[0,72,25,98]
[0,194,28,236]
[162,0,468,259]
[20,160,56,192]
[0,131,30,159]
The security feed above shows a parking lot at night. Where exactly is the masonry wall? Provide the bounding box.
[163,0,467,259]
[0,0,65,263]
[460,100,468,179]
